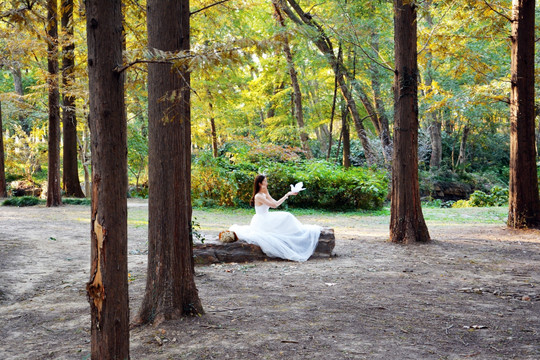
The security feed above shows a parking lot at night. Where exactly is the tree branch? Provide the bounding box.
[191,0,231,16]
[482,0,512,22]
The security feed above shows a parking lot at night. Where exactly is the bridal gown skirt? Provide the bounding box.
[230,205,321,262]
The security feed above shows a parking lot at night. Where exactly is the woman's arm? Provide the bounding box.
[255,192,295,208]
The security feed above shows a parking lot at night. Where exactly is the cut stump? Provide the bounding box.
[193,227,335,265]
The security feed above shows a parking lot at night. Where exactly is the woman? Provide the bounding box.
[229,174,321,262]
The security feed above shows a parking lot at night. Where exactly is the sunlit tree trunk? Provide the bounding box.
[0,101,6,198]
[272,2,311,157]
[280,0,376,165]
[390,0,430,244]
[457,124,469,168]
[61,0,84,198]
[46,0,62,207]
[85,0,130,357]
[508,0,540,228]
[341,102,351,168]
[136,0,204,326]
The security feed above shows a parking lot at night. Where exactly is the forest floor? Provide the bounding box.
[0,199,539,360]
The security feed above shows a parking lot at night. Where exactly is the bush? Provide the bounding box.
[191,149,389,210]
[62,198,91,205]
[452,186,508,208]
[2,196,42,207]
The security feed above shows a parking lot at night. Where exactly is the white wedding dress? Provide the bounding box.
[230,204,321,262]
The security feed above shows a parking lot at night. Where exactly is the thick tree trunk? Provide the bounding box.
[390,0,430,244]
[272,2,311,157]
[46,0,62,207]
[0,101,6,198]
[281,0,376,165]
[85,0,130,358]
[137,0,204,326]
[61,0,85,198]
[508,0,540,228]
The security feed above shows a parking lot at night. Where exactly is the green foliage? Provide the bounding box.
[62,198,91,205]
[2,196,42,207]
[452,186,508,208]
[192,144,389,210]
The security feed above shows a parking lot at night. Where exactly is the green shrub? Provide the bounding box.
[192,151,389,210]
[62,198,91,205]
[451,185,508,208]
[2,196,42,206]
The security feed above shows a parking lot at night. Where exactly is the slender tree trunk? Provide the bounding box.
[0,101,6,198]
[209,102,218,158]
[341,102,351,168]
[390,0,430,244]
[136,0,203,326]
[508,0,540,228]
[61,0,85,198]
[272,2,311,157]
[46,0,62,207]
[280,0,376,165]
[368,31,393,163]
[457,125,469,168]
[327,72,338,160]
[10,66,30,134]
[85,0,129,357]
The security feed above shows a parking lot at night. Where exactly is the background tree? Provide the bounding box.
[390,0,430,244]
[85,0,130,357]
[136,0,204,326]
[61,0,84,198]
[0,101,6,197]
[46,0,61,206]
[507,0,540,228]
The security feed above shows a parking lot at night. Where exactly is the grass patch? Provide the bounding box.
[2,196,43,207]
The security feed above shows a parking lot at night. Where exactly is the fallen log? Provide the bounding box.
[193,228,335,265]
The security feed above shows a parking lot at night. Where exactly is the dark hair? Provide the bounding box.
[250,174,266,207]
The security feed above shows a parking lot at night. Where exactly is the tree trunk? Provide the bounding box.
[136,0,204,326]
[85,0,130,357]
[206,91,219,158]
[10,66,30,134]
[508,0,540,228]
[280,0,376,165]
[0,101,6,198]
[424,1,442,170]
[61,0,85,198]
[368,31,393,163]
[46,0,62,207]
[341,102,351,168]
[390,0,430,244]
[272,2,311,157]
[327,71,338,160]
[457,125,469,168]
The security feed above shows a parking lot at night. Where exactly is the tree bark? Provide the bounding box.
[508,0,540,228]
[390,0,430,244]
[46,0,62,207]
[206,90,218,158]
[85,0,130,357]
[136,0,204,326]
[280,0,376,165]
[61,0,85,198]
[272,2,311,157]
[0,101,6,198]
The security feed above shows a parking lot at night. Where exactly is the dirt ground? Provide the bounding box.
[0,200,539,360]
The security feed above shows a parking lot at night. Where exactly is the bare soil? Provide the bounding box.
[0,200,539,359]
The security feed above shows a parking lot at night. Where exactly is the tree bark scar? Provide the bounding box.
[87,219,106,322]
